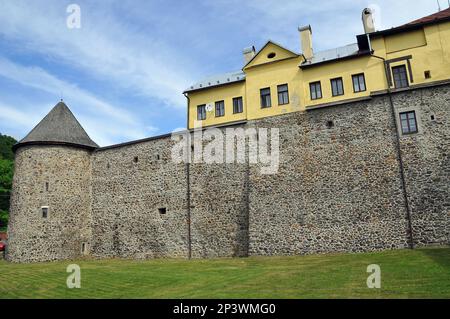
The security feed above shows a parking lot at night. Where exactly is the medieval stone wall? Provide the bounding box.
[6,84,449,263]
[7,146,92,263]
[189,159,249,258]
[393,86,450,247]
[90,136,189,259]
[247,96,411,256]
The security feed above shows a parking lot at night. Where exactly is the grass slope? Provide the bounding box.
[0,248,449,299]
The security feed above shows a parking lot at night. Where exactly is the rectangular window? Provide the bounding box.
[215,100,225,117]
[309,81,322,100]
[331,77,344,96]
[233,97,243,114]
[352,73,366,93]
[277,84,289,105]
[400,111,418,134]
[260,88,272,108]
[197,104,206,120]
[392,65,409,88]
[41,207,49,219]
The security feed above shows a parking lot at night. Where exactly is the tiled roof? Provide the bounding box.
[370,7,450,36]
[404,7,450,27]
[14,102,98,151]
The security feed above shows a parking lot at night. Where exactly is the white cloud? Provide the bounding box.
[0,102,43,128]
[0,57,136,125]
[202,0,441,52]
[0,57,155,146]
[0,0,197,109]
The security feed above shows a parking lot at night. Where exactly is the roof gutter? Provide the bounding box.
[183,91,192,259]
[300,50,372,69]
[12,141,98,153]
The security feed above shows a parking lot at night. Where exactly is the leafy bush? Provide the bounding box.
[0,209,8,231]
[0,133,16,231]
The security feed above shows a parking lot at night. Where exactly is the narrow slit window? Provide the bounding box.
[41,207,49,219]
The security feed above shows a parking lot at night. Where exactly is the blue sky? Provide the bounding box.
[0,0,444,146]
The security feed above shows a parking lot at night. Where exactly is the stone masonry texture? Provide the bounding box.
[6,84,450,263]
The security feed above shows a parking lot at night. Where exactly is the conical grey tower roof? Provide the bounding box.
[13,102,98,151]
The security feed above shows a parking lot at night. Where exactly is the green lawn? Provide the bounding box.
[0,248,449,299]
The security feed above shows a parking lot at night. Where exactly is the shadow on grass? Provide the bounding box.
[419,246,450,267]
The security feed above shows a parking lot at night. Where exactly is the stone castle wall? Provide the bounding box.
[90,136,189,259]
[247,96,411,255]
[393,87,450,246]
[6,85,450,263]
[7,146,92,263]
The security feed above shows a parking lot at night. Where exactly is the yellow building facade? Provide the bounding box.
[185,8,450,129]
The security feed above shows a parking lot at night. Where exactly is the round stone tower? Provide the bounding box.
[6,102,98,263]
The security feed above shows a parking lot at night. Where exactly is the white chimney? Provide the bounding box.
[243,46,256,64]
[299,25,313,61]
[362,8,376,34]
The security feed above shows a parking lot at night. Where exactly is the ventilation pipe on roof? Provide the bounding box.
[243,46,256,64]
[362,8,376,34]
[362,8,375,53]
[299,25,313,61]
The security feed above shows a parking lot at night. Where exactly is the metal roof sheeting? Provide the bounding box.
[184,70,246,93]
[302,43,361,66]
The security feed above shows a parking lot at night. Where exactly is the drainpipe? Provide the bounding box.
[183,92,192,259]
[371,53,415,249]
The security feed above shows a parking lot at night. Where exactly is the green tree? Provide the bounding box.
[0,134,17,231]
[0,133,16,161]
